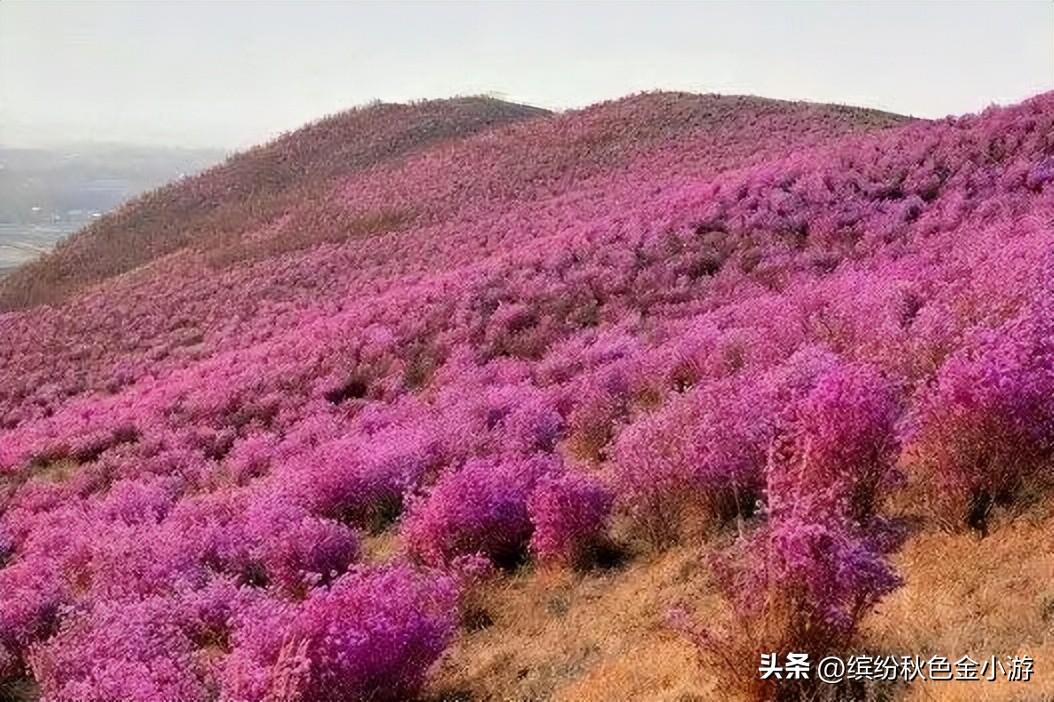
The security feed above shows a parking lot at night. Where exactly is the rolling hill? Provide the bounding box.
[1,91,1052,702]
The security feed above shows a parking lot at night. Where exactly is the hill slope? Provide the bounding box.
[0,94,905,435]
[0,97,549,309]
[2,92,1054,702]
[0,94,901,312]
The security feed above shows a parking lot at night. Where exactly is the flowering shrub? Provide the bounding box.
[671,508,901,701]
[767,361,902,525]
[0,559,67,675]
[611,397,706,546]
[500,392,566,454]
[225,433,279,484]
[612,374,775,547]
[528,471,614,568]
[244,498,361,594]
[906,305,1054,530]
[277,425,441,532]
[565,385,626,462]
[223,565,457,702]
[95,477,179,525]
[28,596,212,702]
[403,454,559,568]
[671,357,904,700]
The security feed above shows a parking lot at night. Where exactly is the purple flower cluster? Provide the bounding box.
[26,564,456,702]
[766,360,902,525]
[528,471,614,567]
[671,360,904,696]
[224,566,457,702]
[403,454,559,568]
[612,372,776,545]
[757,361,904,644]
[906,295,1054,529]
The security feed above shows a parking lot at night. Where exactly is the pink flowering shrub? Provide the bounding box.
[243,498,360,594]
[0,559,67,675]
[767,361,902,525]
[95,477,179,525]
[258,518,360,594]
[279,425,442,532]
[612,374,775,547]
[403,454,559,568]
[528,471,614,568]
[28,596,213,702]
[499,392,566,454]
[611,398,704,546]
[225,433,280,484]
[223,565,457,702]
[565,385,626,461]
[0,526,11,566]
[671,507,900,701]
[906,304,1054,530]
[672,357,904,699]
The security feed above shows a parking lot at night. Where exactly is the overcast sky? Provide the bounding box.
[2,1,1052,150]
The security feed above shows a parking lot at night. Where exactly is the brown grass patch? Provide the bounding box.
[360,530,402,565]
[865,503,1054,702]
[429,547,726,701]
[425,503,1054,701]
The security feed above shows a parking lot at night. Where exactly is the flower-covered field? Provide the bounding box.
[1,91,1053,701]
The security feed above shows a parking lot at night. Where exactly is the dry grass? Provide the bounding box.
[866,502,1054,702]
[429,546,724,702]
[360,530,403,564]
[425,504,1054,702]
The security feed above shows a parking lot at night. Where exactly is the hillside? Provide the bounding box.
[2,92,1053,702]
[0,97,549,309]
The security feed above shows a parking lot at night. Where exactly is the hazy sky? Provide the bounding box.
[2,1,1052,149]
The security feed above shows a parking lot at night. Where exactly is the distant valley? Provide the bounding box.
[0,144,224,272]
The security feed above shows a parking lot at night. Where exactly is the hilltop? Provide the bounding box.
[2,91,1053,702]
[0,93,899,310]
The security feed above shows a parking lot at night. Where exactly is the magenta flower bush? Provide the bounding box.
[763,510,901,641]
[243,497,361,594]
[274,423,443,532]
[565,385,626,461]
[528,471,614,567]
[225,433,279,485]
[906,300,1054,530]
[28,596,213,702]
[670,357,904,699]
[612,373,776,545]
[403,454,560,568]
[222,565,457,702]
[671,505,901,701]
[690,503,902,656]
[767,360,902,525]
[0,559,67,675]
[95,477,179,525]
